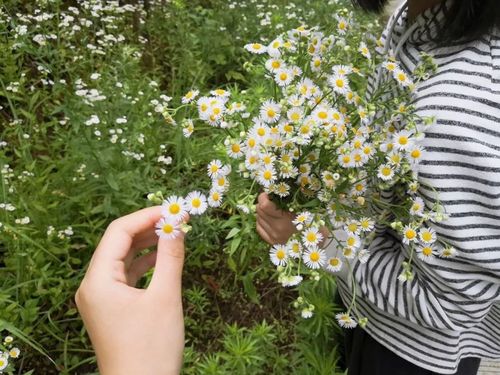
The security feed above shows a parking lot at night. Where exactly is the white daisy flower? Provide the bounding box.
[244,42,267,54]
[280,274,303,287]
[410,197,425,216]
[274,182,291,197]
[208,189,224,207]
[161,196,187,221]
[293,211,313,229]
[393,130,414,151]
[287,94,305,107]
[212,175,230,192]
[408,145,424,164]
[296,78,316,98]
[287,239,302,258]
[383,60,399,72]
[345,234,361,249]
[326,257,343,273]
[377,164,395,181]
[329,74,350,95]
[210,88,230,97]
[260,99,281,124]
[338,152,355,168]
[185,191,208,215]
[393,68,413,87]
[359,217,375,232]
[342,246,356,259]
[402,225,418,245]
[155,216,182,240]
[227,141,243,158]
[302,227,324,248]
[207,159,224,179]
[265,58,284,73]
[358,41,371,59]
[287,107,304,123]
[302,246,326,269]
[417,245,436,263]
[336,16,350,34]
[181,89,199,104]
[0,355,9,371]
[332,64,352,76]
[8,347,20,358]
[275,68,294,87]
[310,56,322,72]
[270,244,288,266]
[344,221,360,235]
[439,246,457,258]
[419,227,437,244]
[336,312,357,328]
[257,167,277,187]
[267,38,283,57]
[312,106,332,124]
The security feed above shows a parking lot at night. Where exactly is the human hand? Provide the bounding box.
[256,192,296,245]
[75,206,186,375]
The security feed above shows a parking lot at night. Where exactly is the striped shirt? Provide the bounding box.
[336,2,500,373]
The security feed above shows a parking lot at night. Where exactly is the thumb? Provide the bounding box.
[148,233,185,300]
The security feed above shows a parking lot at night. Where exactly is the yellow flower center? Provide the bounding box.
[162,223,174,234]
[192,198,201,208]
[336,79,345,88]
[263,170,273,180]
[169,203,180,215]
[330,258,340,266]
[252,43,261,50]
[348,223,358,232]
[382,167,392,176]
[276,250,285,259]
[411,149,421,158]
[292,243,300,253]
[212,192,220,201]
[398,136,408,145]
[257,127,266,136]
[280,72,288,81]
[306,232,317,243]
[405,229,416,240]
[310,252,320,262]
[421,231,433,242]
[318,111,328,120]
[271,60,281,69]
[248,138,256,148]
[267,109,276,118]
[290,112,300,122]
[347,237,356,247]
[231,144,240,153]
[342,155,351,164]
[422,247,433,256]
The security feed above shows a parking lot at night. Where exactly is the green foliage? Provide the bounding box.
[0,0,379,373]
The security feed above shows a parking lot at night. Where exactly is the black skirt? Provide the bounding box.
[342,324,481,375]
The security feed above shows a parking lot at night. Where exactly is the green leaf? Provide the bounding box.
[105,174,119,191]
[225,227,240,240]
[242,273,259,304]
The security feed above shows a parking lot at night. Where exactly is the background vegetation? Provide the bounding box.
[0,0,379,373]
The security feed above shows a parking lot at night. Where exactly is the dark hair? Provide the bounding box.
[352,0,500,43]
